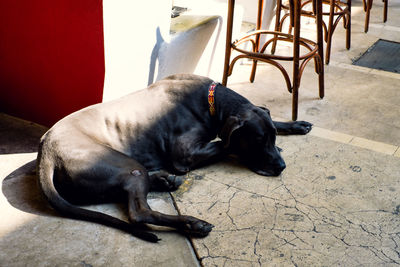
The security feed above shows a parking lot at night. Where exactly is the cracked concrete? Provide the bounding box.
[169,0,400,265]
[1,0,400,266]
[172,135,400,266]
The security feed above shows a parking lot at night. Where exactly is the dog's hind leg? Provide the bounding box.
[39,138,162,242]
[123,171,213,237]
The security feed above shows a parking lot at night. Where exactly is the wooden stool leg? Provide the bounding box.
[346,0,351,49]
[250,0,264,83]
[364,0,373,32]
[325,0,335,64]
[222,0,235,86]
[289,0,295,33]
[383,0,388,22]
[316,0,325,99]
[292,0,300,121]
[271,0,283,54]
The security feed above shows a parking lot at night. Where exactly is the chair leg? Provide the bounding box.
[346,0,351,50]
[325,0,335,64]
[292,0,301,121]
[364,0,373,32]
[316,0,325,99]
[250,0,264,83]
[271,0,283,54]
[222,0,235,86]
[383,0,388,22]
[362,0,367,11]
[363,0,388,33]
[289,0,295,30]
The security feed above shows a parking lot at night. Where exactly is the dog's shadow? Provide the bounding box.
[2,160,129,218]
[1,160,184,232]
[2,160,58,217]
[1,160,175,239]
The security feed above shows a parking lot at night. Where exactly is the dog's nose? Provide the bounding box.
[275,161,286,175]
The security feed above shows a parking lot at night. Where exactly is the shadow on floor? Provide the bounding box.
[0,113,48,155]
[2,160,57,217]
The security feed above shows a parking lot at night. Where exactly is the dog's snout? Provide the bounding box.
[275,161,286,174]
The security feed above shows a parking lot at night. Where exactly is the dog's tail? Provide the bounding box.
[37,149,160,243]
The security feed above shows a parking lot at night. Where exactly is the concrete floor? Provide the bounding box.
[1,0,400,266]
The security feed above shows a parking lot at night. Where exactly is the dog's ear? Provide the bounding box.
[219,116,244,148]
[257,106,271,116]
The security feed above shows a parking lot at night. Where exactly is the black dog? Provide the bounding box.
[37,74,311,242]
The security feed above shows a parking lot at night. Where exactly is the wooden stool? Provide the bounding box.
[222,0,324,121]
[273,0,351,64]
[363,0,388,32]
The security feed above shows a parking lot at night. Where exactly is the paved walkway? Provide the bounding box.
[1,0,400,266]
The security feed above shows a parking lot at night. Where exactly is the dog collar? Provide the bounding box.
[208,82,218,116]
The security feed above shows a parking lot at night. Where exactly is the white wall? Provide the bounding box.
[102,0,247,101]
[102,0,172,101]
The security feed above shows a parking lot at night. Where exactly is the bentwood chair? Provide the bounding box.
[363,0,388,32]
[272,0,351,64]
[222,0,324,121]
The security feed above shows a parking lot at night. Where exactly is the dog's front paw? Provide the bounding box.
[181,216,214,237]
[292,121,313,134]
[162,174,183,191]
[150,172,183,192]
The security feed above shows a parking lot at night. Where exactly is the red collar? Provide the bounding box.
[208,82,218,116]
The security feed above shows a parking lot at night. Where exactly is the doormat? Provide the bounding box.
[353,39,400,73]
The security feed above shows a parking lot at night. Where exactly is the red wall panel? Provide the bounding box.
[0,0,105,127]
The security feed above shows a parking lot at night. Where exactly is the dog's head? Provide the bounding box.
[219,106,286,176]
